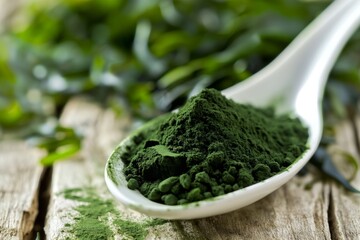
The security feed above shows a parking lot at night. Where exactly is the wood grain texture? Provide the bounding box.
[0,141,44,240]
[328,119,360,240]
[44,98,102,240]
[44,97,336,240]
[191,167,331,240]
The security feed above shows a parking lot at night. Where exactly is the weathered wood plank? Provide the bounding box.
[191,167,331,240]
[45,98,334,240]
[328,118,360,239]
[0,141,44,240]
[44,99,102,240]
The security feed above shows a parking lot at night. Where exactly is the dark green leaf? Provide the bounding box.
[310,148,360,193]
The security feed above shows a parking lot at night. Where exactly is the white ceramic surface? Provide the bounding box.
[105,0,360,220]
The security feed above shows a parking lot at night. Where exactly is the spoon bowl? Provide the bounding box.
[105,0,360,219]
[105,124,310,219]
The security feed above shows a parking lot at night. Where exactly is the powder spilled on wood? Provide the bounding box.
[62,187,167,240]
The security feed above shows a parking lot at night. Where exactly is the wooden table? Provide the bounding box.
[1,98,360,240]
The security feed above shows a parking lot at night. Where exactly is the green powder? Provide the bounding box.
[62,187,167,240]
[121,88,309,205]
[113,218,167,240]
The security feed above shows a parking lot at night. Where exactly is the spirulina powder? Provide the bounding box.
[121,89,308,205]
[62,187,167,240]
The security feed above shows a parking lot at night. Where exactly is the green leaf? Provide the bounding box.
[310,148,360,193]
[40,143,80,166]
[158,60,202,88]
[0,102,28,127]
[133,20,166,76]
[333,149,359,181]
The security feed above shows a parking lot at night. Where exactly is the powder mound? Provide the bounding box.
[122,88,308,205]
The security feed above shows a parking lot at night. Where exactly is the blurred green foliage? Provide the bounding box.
[0,0,360,169]
[0,0,329,124]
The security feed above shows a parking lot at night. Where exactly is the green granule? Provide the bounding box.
[62,188,167,240]
[121,88,309,205]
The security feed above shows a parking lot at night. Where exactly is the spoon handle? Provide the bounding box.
[284,0,360,101]
[224,0,360,109]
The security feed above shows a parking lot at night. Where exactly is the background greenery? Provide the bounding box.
[0,0,359,170]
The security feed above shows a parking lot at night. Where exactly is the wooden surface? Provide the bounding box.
[1,97,360,239]
[329,119,360,239]
[0,141,44,240]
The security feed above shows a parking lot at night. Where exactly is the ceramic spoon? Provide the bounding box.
[105,0,360,219]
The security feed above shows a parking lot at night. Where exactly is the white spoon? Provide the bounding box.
[105,0,360,220]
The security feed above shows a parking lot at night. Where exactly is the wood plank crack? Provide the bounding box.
[33,167,53,239]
